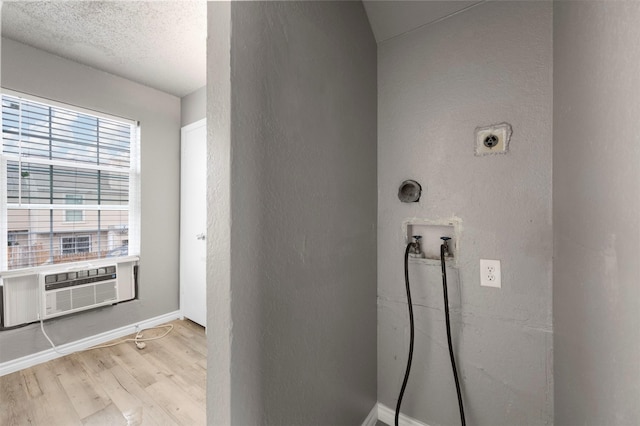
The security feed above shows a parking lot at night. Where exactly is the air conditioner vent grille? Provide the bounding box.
[96,282,117,303]
[73,286,95,309]
[55,290,72,313]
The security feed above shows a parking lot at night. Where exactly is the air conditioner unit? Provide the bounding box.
[40,265,120,320]
[0,260,137,328]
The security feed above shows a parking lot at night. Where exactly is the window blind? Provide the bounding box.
[1,93,138,271]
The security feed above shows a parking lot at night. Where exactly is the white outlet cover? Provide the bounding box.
[475,123,512,156]
[480,259,501,288]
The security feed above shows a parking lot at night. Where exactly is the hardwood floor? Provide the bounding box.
[0,319,206,426]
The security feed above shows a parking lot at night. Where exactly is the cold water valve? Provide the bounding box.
[441,236,452,258]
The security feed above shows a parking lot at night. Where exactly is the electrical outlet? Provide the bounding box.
[480,259,501,288]
[475,123,512,156]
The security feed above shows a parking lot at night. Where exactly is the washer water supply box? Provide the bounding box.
[403,217,461,266]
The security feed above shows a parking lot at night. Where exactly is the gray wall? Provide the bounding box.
[0,38,181,362]
[181,85,206,127]
[377,2,553,425]
[553,2,640,424]
[227,1,377,424]
[206,2,232,425]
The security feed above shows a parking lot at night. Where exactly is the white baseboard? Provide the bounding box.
[376,402,430,426]
[362,402,378,426]
[0,310,181,377]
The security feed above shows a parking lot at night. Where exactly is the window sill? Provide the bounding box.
[0,255,140,278]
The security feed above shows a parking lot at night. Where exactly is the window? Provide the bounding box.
[61,235,91,254]
[1,91,140,270]
[7,232,16,246]
[65,194,84,222]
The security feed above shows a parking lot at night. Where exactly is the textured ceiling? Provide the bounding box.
[363,0,484,43]
[2,1,206,98]
[1,1,484,96]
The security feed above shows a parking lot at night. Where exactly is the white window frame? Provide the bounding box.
[0,89,141,272]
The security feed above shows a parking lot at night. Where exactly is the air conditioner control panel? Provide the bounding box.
[43,266,116,291]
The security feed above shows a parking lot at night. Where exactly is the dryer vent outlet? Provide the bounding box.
[398,180,422,203]
[475,123,512,156]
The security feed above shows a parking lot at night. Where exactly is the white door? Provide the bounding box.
[180,119,207,327]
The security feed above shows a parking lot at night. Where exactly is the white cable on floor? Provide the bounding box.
[40,317,72,356]
[40,317,174,355]
[88,324,174,350]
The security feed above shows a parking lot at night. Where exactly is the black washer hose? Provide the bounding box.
[441,244,466,426]
[395,243,415,426]
[395,242,466,426]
